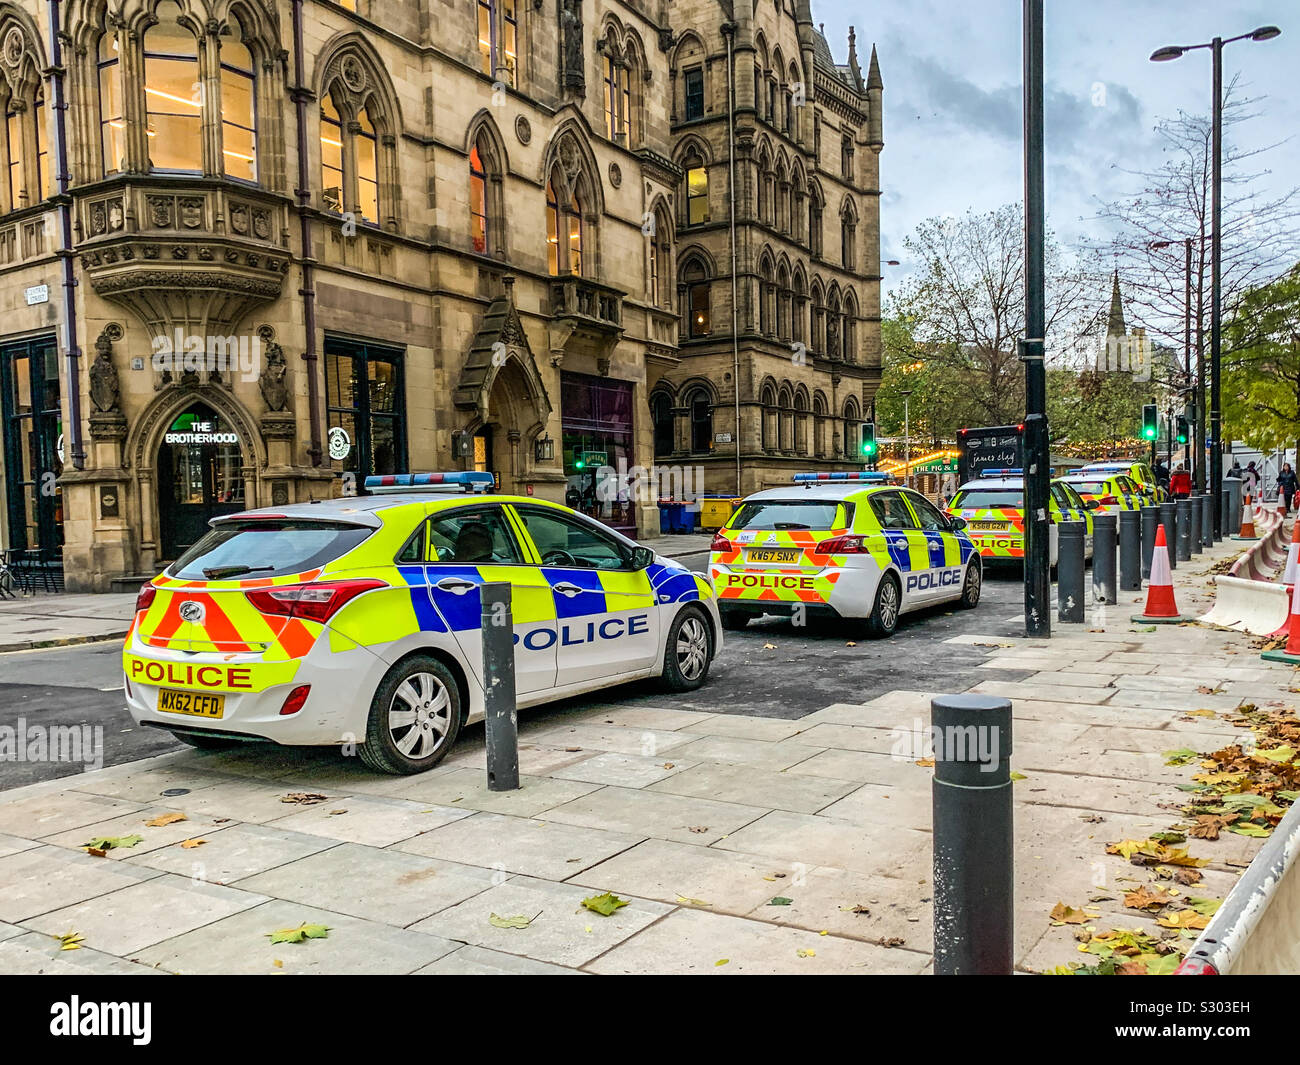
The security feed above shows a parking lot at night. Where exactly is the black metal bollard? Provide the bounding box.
[1159,501,1178,569]
[1140,505,1158,581]
[480,582,520,792]
[1189,495,1203,553]
[1119,510,1142,591]
[1175,498,1192,561]
[1057,520,1086,622]
[1202,490,1215,547]
[1221,487,1232,540]
[932,694,1014,975]
[1092,513,1117,604]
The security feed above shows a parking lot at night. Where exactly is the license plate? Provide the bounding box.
[971,521,1011,532]
[747,548,802,563]
[157,689,225,718]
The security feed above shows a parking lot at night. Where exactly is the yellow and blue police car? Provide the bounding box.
[1059,469,1144,515]
[707,472,981,637]
[122,472,720,774]
[946,468,1095,565]
[1076,460,1165,504]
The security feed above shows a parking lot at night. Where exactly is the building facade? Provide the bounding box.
[649,0,884,498]
[0,0,881,591]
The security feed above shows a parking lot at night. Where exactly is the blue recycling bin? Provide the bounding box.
[659,500,686,534]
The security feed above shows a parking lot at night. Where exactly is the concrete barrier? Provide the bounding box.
[1177,799,1300,974]
[1199,576,1290,634]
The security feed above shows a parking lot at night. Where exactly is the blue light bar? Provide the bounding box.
[981,468,1023,477]
[1079,462,1131,471]
[364,472,495,494]
[792,471,894,483]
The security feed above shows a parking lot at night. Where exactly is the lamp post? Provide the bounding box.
[901,389,913,489]
[1151,24,1282,535]
[1150,237,1199,487]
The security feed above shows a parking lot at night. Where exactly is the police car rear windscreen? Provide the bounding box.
[729,501,850,530]
[171,521,373,580]
[952,489,1023,509]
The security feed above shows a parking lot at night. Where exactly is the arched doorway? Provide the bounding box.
[156,402,246,560]
[477,357,540,495]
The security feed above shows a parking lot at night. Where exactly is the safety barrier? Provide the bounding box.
[1177,798,1300,973]
[1197,576,1290,634]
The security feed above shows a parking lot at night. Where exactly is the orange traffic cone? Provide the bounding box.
[1232,493,1258,539]
[1132,524,1187,623]
[1283,520,1300,587]
[1262,579,1300,664]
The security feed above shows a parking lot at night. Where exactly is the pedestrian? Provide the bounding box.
[1228,459,1243,481]
[1154,458,1170,492]
[1170,463,1192,498]
[1242,461,1261,499]
[1279,463,1298,514]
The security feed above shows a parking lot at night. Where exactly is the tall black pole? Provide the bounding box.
[1209,37,1223,536]
[1022,0,1050,637]
[1187,237,1202,489]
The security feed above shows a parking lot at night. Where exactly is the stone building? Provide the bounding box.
[648,0,884,498]
[0,0,882,591]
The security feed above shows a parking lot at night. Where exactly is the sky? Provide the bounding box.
[813,0,1298,302]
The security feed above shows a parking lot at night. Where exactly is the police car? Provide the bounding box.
[708,473,981,637]
[1077,461,1165,504]
[1059,470,1144,515]
[946,469,1095,565]
[122,473,720,775]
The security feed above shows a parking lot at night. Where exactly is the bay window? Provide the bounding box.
[144,2,201,172]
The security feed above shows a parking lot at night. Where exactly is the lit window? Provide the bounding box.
[479,0,517,87]
[98,31,124,174]
[34,96,47,198]
[144,2,201,172]
[546,180,559,275]
[320,96,344,213]
[568,192,582,276]
[470,144,488,253]
[603,55,631,143]
[220,39,257,181]
[356,106,378,224]
[686,163,709,225]
[5,108,23,208]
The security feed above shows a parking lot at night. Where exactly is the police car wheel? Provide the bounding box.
[957,560,982,609]
[864,574,901,638]
[719,606,750,631]
[660,606,713,691]
[360,655,462,775]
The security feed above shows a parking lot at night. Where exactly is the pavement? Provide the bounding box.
[0,531,1295,975]
[0,593,138,653]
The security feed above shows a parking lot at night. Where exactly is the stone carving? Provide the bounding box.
[340,53,366,93]
[608,162,622,188]
[108,199,124,231]
[2,27,24,70]
[90,203,106,235]
[148,196,172,227]
[257,326,289,412]
[252,209,270,239]
[88,324,123,414]
[230,202,249,234]
[514,114,532,145]
[560,0,584,92]
[171,245,189,259]
[180,198,203,228]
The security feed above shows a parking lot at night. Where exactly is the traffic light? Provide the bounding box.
[1175,415,1189,446]
[1141,404,1158,441]
[861,422,877,457]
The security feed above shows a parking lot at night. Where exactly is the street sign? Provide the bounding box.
[25,284,48,305]
[714,432,732,444]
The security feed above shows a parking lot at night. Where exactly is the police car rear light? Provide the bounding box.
[709,532,733,552]
[1100,495,1118,505]
[135,584,157,614]
[247,579,388,623]
[279,685,311,716]
[815,534,869,554]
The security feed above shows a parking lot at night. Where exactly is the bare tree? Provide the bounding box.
[888,203,1092,426]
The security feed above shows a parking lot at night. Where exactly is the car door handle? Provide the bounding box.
[552,582,584,598]
[435,578,478,595]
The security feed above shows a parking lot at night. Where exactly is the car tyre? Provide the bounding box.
[864,573,901,639]
[660,605,713,691]
[719,605,750,631]
[360,654,462,775]
[957,559,982,609]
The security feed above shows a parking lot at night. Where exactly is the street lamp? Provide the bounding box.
[900,389,913,490]
[1150,237,1198,485]
[1150,25,1282,535]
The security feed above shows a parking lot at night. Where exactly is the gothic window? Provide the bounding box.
[318,47,398,227]
[684,67,704,120]
[684,154,709,225]
[811,282,826,354]
[545,159,586,276]
[144,3,201,172]
[778,385,793,451]
[813,391,828,457]
[603,54,631,143]
[808,185,824,257]
[792,271,807,345]
[650,203,673,308]
[841,200,857,271]
[794,389,809,452]
[682,257,711,337]
[98,31,124,174]
[843,397,861,457]
[470,144,489,253]
[651,391,674,457]
[841,132,855,180]
[356,106,379,223]
[761,384,777,451]
[320,95,345,213]
[478,0,519,87]
[758,258,774,335]
[221,39,257,181]
[686,388,713,453]
[776,263,791,342]
[843,291,859,364]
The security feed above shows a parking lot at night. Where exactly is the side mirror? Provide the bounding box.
[1086,499,1100,510]
[948,515,968,532]
[630,545,656,570]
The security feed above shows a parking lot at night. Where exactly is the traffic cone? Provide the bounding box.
[1131,524,1187,623]
[1262,579,1300,664]
[1286,521,1300,587]
[1232,493,1258,539]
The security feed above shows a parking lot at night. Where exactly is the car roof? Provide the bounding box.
[956,478,1023,490]
[743,483,909,502]
[215,493,565,528]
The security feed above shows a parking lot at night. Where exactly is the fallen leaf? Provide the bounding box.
[763,642,777,650]
[1186,897,1222,917]
[265,922,330,944]
[796,948,816,958]
[81,834,143,852]
[57,932,84,951]
[675,895,711,907]
[85,847,107,858]
[1123,886,1170,911]
[144,812,187,827]
[839,904,871,915]
[280,793,329,805]
[661,763,675,770]
[1163,748,1198,766]
[1010,771,1027,781]
[179,838,206,849]
[768,896,793,906]
[1049,902,1090,925]
[1156,910,1209,930]
[581,892,629,917]
[488,913,533,929]
[914,757,934,767]
[845,641,857,647]
[715,958,729,966]
[879,937,905,948]
[688,826,709,834]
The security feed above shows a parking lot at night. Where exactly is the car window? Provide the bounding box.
[425,507,523,565]
[170,520,373,580]
[1049,484,1071,510]
[869,491,920,530]
[516,507,633,570]
[1067,480,1107,495]
[951,488,1023,509]
[729,500,848,531]
[906,492,948,531]
[1062,484,1086,509]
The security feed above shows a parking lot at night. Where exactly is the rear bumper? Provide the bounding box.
[708,558,880,619]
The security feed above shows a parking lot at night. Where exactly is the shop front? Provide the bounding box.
[156,403,246,560]
[1,335,63,563]
[560,371,636,536]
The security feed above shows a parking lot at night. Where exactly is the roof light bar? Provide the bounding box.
[364,472,496,495]
[792,472,894,483]
[981,468,1024,477]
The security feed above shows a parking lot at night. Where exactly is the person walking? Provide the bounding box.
[1279,463,1298,514]
[1242,461,1261,499]
[1229,459,1243,480]
[1170,463,1192,498]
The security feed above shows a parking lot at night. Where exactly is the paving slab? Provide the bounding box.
[266,793,472,846]
[646,761,859,814]
[0,931,163,975]
[123,822,341,884]
[542,785,768,845]
[0,844,164,922]
[378,766,601,817]
[662,734,821,772]
[550,750,697,788]
[413,944,583,975]
[0,790,145,838]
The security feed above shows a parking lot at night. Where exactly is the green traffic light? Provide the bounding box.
[862,441,877,456]
[1143,427,1157,441]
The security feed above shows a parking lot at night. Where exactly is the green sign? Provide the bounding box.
[575,451,608,469]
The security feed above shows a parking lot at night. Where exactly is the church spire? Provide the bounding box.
[1106,269,1126,337]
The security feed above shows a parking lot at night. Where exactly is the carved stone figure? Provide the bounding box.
[258,327,289,412]
[560,0,584,92]
[88,324,123,413]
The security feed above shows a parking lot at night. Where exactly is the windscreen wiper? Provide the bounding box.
[202,565,275,579]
